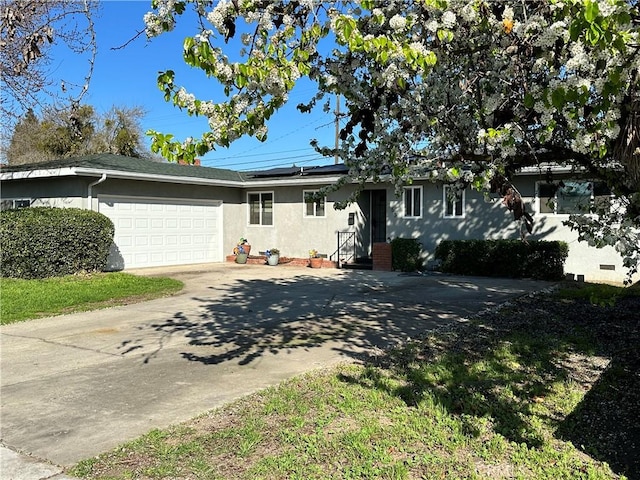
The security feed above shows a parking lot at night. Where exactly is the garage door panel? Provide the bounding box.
[118,236,133,246]
[150,236,164,246]
[100,196,222,269]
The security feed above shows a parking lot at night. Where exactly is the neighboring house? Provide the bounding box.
[1,153,636,285]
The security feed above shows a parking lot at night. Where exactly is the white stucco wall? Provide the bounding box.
[224,183,363,260]
[4,168,636,284]
[384,177,637,285]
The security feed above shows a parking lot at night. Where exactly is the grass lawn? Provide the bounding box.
[1,272,184,324]
[69,282,639,480]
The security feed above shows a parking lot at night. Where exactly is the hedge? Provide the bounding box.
[391,237,423,272]
[0,207,115,279]
[434,239,568,281]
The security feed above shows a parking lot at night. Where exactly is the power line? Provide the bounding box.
[236,156,325,172]
[209,147,313,161]
[217,114,331,159]
[212,152,324,169]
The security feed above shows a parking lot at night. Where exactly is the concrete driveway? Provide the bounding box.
[0,263,553,473]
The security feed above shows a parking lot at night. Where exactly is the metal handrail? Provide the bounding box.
[330,231,356,267]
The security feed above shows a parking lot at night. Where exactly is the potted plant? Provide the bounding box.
[234,237,251,264]
[309,249,323,268]
[265,248,280,266]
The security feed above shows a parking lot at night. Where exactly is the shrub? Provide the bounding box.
[434,239,568,281]
[391,237,423,272]
[0,207,115,279]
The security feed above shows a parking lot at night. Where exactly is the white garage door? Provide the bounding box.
[99,195,222,269]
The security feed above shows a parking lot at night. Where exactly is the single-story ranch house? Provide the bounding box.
[1,153,636,285]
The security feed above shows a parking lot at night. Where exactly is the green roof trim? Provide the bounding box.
[1,154,248,182]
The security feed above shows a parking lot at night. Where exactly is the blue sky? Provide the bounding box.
[53,0,339,170]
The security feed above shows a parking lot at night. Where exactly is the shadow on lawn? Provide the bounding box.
[339,287,640,479]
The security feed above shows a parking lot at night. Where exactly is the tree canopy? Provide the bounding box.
[144,0,639,282]
[0,0,98,134]
[6,105,154,164]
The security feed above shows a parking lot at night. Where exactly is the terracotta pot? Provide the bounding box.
[309,257,323,268]
[242,244,252,256]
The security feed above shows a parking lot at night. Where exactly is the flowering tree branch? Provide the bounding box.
[0,0,98,140]
[144,0,640,283]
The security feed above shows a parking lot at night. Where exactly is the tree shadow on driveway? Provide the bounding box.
[135,271,549,367]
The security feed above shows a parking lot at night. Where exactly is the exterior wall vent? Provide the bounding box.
[599,264,615,271]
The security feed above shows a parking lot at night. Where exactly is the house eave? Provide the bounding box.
[73,167,244,187]
[1,166,246,187]
[1,167,77,181]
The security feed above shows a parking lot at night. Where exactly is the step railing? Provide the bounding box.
[330,231,356,267]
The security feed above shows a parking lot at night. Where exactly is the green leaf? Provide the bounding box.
[437,29,453,43]
[551,88,565,109]
[565,88,578,103]
[586,23,602,45]
[584,1,600,23]
[523,93,535,109]
[569,20,583,41]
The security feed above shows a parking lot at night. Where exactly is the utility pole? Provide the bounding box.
[334,93,340,164]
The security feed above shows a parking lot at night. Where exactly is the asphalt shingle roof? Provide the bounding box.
[1,154,247,182]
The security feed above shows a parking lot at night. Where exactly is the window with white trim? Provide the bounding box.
[248,191,273,225]
[443,185,465,218]
[303,190,326,217]
[0,198,31,210]
[403,186,422,218]
[537,181,611,215]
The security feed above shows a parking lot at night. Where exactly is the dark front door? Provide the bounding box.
[371,190,387,244]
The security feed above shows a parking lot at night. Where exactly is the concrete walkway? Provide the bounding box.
[0,263,553,479]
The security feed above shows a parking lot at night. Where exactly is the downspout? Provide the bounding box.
[87,174,107,211]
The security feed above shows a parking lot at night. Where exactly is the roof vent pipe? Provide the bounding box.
[87,173,107,211]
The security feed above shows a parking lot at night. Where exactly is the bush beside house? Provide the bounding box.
[435,239,568,281]
[0,207,115,279]
[390,238,423,272]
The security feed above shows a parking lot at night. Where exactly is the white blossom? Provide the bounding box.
[460,4,477,22]
[441,11,456,29]
[389,14,407,31]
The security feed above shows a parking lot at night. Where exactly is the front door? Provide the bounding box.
[371,190,387,244]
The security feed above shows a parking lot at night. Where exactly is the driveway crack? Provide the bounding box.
[1,332,124,358]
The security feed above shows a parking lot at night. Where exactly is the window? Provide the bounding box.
[403,186,422,218]
[537,181,610,215]
[0,198,31,210]
[303,190,326,217]
[443,185,464,218]
[248,192,273,225]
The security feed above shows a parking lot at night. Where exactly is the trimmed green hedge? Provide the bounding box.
[391,237,423,272]
[434,239,568,281]
[1,207,114,279]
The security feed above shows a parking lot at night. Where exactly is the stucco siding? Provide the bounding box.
[226,184,362,259]
[3,158,635,283]
[1,177,86,209]
[383,177,637,285]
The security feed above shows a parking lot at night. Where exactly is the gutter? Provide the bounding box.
[73,167,246,187]
[87,173,107,211]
